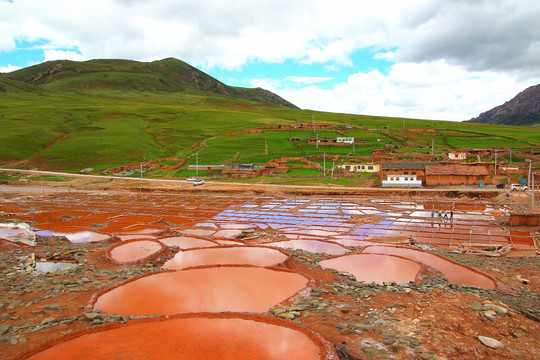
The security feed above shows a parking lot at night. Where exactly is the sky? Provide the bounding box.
[1,0,540,121]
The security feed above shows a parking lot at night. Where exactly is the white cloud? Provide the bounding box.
[1,0,540,120]
[275,60,538,121]
[284,76,334,85]
[44,49,86,62]
[0,64,22,73]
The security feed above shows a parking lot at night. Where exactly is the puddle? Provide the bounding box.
[360,245,497,288]
[158,236,219,249]
[163,246,288,270]
[268,239,350,255]
[93,266,309,316]
[35,228,109,243]
[35,261,77,273]
[319,253,423,284]
[21,314,332,360]
[108,240,165,263]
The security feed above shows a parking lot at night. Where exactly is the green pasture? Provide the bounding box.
[1,79,539,176]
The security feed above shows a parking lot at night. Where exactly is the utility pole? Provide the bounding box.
[528,159,532,191]
[316,133,319,150]
[532,171,535,210]
[323,153,326,175]
[402,118,405,131]
[494,150,498,176]
[312,114,315,133]
[510,149,512,164]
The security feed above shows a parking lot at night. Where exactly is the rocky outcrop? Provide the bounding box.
[468,84,540,126]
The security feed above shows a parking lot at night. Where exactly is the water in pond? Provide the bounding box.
[35,228,109,243]
[94,266,309,316]
[320,253,422,284]
[24,315,327,360]
[158,236,218,249]
[35,261,77,273]
[163,246,288,270]
[109,240,164,263]
[360,245,496,288]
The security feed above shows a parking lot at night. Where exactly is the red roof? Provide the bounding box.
[425,165,489,176]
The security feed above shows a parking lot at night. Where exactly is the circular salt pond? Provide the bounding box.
[93,266,309,316]
[163,246,288,270]
[21,314,332,360]
[319,253,423,284]
[108,240,165,263]
[268,239,350,255]
[158,236,218,249]
[360,245,497,289]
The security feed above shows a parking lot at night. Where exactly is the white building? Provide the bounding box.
[336,137,354,144]
[382,174,422,187]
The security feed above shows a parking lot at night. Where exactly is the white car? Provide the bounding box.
[510,183,528,191]
[186,177,197,181]
[193,179,204,186]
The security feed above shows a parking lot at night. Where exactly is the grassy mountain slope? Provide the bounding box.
[1,59,539,174]
[2,58,299,108]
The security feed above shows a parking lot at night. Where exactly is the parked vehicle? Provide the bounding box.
[510,183,528,191]
[192,179,204,186]
[186,177,196,181]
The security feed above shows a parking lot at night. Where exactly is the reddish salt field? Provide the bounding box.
[18,314,333,360]
[319,253,424,284]
[267,239,350,255]
[163,246,288,269]
[158,236,219,249]
[98,221,168,234]
[2,189,539,360]
[108,240,165,263]
[93,266,309,316]
[360,245,497,288]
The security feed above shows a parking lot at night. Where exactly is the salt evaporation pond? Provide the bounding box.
[268,239,350,255]
[21,314,332,360]
[108,240,165,263]
[35,228,109,243]
[320,253,423,284]
[360,245,497,288]
[163,246,288,270]
[93,266,309,316]
[158,236,218,249]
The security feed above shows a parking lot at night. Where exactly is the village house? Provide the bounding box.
[340,163,379,173]
[448,151,467,160]
[336,137,354,144]
[425,165,491,186]
[380,161,439,186]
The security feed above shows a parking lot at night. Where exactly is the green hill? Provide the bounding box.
[1,58,539,178]
[2,58,298,108]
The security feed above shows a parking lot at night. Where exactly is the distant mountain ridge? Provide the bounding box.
[468,84,540,126]
[0,58,299,109]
